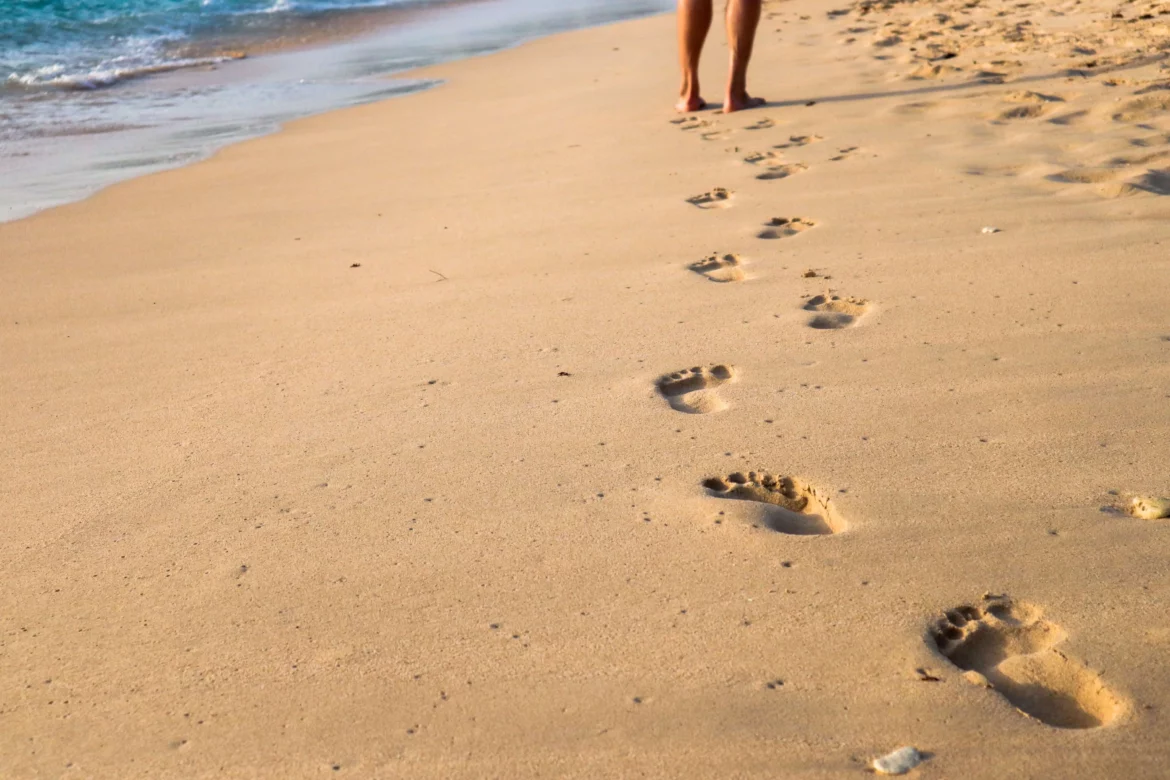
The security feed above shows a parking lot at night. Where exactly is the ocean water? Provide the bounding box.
[1,0,446,91]
[0,0,673,221]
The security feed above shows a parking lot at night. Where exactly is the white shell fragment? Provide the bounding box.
[872,746,924,776]
[981,226,1001,234]
[1130,496,1170,520]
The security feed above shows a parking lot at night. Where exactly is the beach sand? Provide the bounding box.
[3,0,1170,776]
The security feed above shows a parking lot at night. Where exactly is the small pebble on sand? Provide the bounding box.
[872,746,924,776]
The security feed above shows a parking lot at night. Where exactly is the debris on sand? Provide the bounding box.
[872,746,925,775]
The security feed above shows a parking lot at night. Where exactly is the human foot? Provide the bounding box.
[676,95,708,113]
[723,94,766,113]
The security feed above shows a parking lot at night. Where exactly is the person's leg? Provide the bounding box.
[724,0,765,112]
[677,0,713,112]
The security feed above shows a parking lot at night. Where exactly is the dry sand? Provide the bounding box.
[4,0,1170,776]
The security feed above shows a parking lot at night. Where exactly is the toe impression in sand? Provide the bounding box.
[687,188,734,209]
[689,253,745,283]
[758,216,816,240]
[931,595,1124,729]
[803,293,870,329]
[702,471,846,535]
[657,365,736,414]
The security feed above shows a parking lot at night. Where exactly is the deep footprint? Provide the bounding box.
[757,163,808,181]
[803,294,869,329]
[689,253,745,283]
[687,188,734,209]
[758,217,816,240]
[702,471,846,535]
[931,596,1124,729]
[657,365,736,414]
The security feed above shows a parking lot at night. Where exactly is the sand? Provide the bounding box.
[3,0,1170,776]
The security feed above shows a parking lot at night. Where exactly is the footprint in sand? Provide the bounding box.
[1049,168,1170,198]
[690,253,746,283]
[774,134,823,150]
[803,294,869,329]
[757,163,808,181]
[994,91,1064,121]
[973,70,1010,84]
[702,471,846,535]
[687,188,734,209]
[997,105,1048,121]
[830,146,860,161]
[931,596,1124,729]
[670,116,708,131]
[1113,94,1170,123]
[745,117,776,130]
[758,216,816,240]
[656,365,737,414]
[743,150,785,167]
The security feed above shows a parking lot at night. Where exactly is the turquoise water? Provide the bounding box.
[0,0,673,221]
[1,0,437,89]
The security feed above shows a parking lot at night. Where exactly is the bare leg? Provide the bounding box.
[724,0,765,112]
[677,0,713,112]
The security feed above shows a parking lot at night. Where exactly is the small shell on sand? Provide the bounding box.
[1130,496,1170,520]
[981,226,1001,234]
[872,746,924,776]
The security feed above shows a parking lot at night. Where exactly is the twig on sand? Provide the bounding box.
[429,269,449,282]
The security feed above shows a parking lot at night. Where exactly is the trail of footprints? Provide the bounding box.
[656,13,1141,737]
[901,79,1170,200]
[842,0,1170,205]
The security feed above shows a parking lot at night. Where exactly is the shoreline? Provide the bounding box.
[0,0,671,224]
[4,0,1170,776]
[167,0,483,61]
[1,0,478,92]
